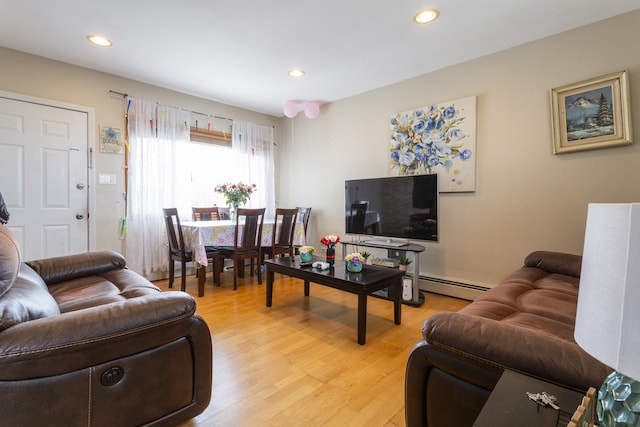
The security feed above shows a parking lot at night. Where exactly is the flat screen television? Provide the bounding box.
[345,174,438,242]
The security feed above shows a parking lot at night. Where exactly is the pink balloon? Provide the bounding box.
[304,101,320,119]
[283,100,299,118]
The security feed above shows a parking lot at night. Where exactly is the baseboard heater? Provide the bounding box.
[418,275,490,301]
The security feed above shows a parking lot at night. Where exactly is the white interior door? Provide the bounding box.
[0,96,89,261]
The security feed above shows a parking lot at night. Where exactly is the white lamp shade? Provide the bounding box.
[574,203,640,380]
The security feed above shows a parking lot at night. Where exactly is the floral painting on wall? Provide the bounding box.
[389,96,477,192]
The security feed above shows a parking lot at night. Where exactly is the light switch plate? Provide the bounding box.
[99,173,116,185]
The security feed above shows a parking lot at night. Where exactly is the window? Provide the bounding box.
[125,96,275,275]
[176,124,274,217]
[182,139,238,209]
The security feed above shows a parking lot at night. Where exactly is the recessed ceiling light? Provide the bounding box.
[87,35,112,47]
[413,9,439,24]
[288,68,305,78]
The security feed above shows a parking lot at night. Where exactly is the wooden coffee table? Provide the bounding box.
[265,256,404,344]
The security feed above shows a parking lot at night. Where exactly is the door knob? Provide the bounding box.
[76,183,85,190]
[76,214,85,220]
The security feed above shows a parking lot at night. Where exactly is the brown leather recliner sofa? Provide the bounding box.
[0,225,212,426]
[405,251,613,427]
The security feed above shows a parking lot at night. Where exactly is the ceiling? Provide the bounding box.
[1,1,639,117]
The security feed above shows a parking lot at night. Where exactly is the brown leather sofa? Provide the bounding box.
[0,225,212,426]
[405,251,612,427]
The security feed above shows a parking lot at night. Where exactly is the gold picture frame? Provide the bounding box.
[551,71,632,154]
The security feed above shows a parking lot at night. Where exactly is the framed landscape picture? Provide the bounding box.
[551,71,632,154]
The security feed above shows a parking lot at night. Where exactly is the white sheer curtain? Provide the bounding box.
[126,97,191,275]
[231,121,276,218]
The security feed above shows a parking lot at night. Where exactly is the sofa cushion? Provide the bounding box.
[0,264,60,331]
[0,225,21,298]
[460,266,580,341]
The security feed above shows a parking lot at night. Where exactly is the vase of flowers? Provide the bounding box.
[320,234,340,266]
[299,246,315,263]
[345,253,364,272]
[215,182,257,221]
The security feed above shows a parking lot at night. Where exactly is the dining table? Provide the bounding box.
[180,219,306,296]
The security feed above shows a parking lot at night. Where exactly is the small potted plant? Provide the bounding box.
[361,251,371,265]
[299,246,315,263]
[397,257,412,272]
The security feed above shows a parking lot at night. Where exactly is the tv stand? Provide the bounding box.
[340,240,426,306]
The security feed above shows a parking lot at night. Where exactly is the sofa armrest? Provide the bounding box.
[405,338,499,427]
[0,291,206,380]
[423,311,610,391]
[25,251,127,285]
[524,251,582,278]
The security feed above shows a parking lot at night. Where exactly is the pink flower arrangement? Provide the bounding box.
[215,181,256,207]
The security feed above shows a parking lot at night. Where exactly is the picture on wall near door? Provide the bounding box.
[389,96,476,193]
[99,126,124,154]
[551,71,633,154]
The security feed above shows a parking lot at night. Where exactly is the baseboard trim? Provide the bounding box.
[418,275,489,301]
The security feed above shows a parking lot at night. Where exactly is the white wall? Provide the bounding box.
[0,47,279,255]
[277,10,640,288]
[2,10,639,288]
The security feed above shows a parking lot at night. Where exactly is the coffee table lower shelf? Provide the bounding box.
[371,288,425,307]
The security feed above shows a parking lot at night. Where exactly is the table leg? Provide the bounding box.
[357,293,367,345]
[393,278,402,325]
[198,265,205,297]
[304,279,310,296]
[411,251,420,305]
[266,266,274,307]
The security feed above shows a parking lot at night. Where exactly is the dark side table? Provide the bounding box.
[473,370,585,427]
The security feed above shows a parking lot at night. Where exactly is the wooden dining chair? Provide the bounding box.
[191,206,224,278]
[263,208,298,263]
[218,208,266,290]
[218,207,230,220]
[192,206,221,221]
[294,207,311,254]
[163,208,221,291]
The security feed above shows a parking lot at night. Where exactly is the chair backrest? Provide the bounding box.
[233,208,266,253]
[296,207,311,236]
[272,208,299,251]
[162,208,186,255]
[192,206,220,221]
[350,201,369,234]
[218,207,231,220]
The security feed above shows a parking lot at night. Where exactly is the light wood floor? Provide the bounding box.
[154,268,469,427]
